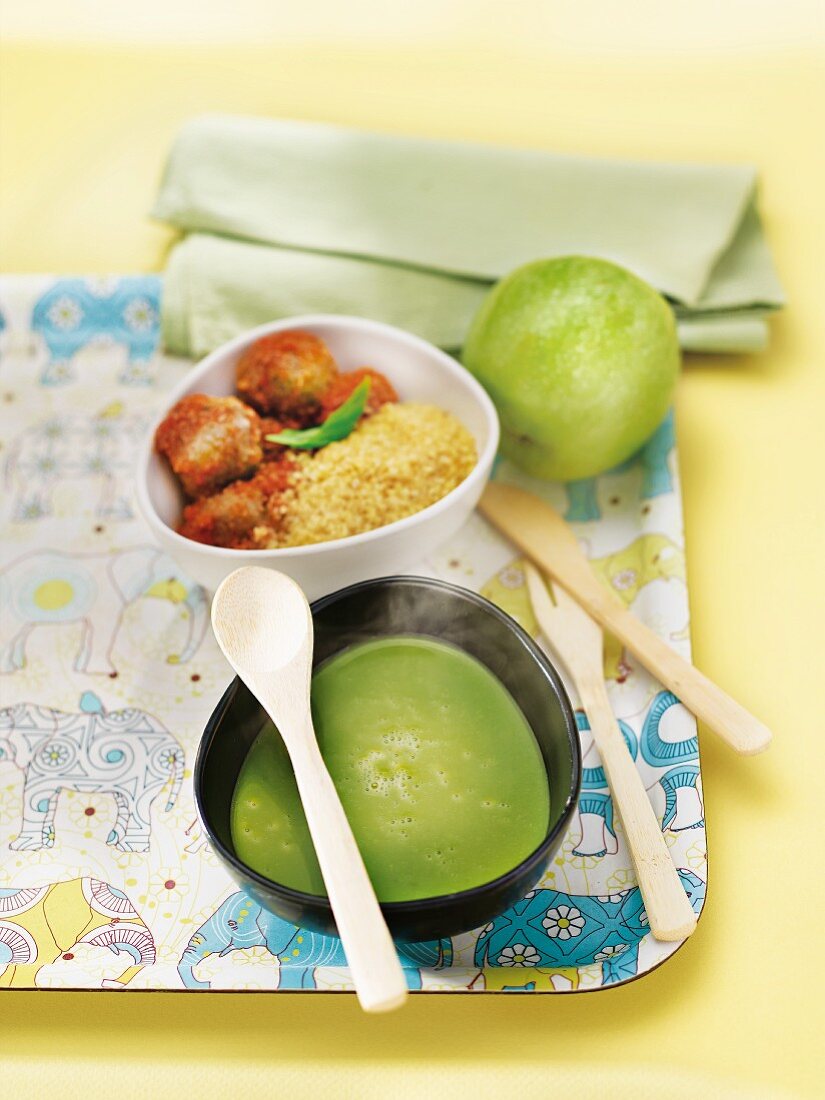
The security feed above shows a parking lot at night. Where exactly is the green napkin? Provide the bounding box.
[153,115,784,358]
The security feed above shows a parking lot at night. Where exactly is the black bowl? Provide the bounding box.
[196,576,581,942]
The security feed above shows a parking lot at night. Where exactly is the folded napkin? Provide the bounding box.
[153,115,784,358]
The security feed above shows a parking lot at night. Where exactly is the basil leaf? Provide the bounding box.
[265,378,371,450]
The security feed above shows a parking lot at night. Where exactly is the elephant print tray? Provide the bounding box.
[0,275,707,995]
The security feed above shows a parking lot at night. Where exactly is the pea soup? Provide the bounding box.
[231,635,550,902]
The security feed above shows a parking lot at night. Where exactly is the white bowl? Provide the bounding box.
[137,315,499,597]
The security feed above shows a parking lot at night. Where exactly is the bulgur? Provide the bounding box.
[263,402,476,548]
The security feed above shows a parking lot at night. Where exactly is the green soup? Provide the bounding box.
[230,635,550,902]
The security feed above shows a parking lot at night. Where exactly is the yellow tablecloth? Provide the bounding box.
[1,25,823,1100]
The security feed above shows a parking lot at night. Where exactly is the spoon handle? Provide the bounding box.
[287,721,409,1013]
[576,674,698,941]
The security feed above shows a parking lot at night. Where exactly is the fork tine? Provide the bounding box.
[524,561,602,671]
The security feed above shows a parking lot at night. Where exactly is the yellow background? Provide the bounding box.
[1,3,823,1096]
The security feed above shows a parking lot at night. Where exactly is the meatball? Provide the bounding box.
[236,331,338,422]
[319,367,398,420]
[178,478,268,548]
[259,415,302,461]
[177,456,297,549]
[155,394,262,499]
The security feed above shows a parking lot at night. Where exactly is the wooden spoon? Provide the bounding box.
[479,482,771,756]
[210,566,408,1013]
[525,562,697,941]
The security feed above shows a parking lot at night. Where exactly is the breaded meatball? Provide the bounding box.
[319,368,398,420]
[236,331,338,422]
[155,394,262,499]
[177,456,297,549]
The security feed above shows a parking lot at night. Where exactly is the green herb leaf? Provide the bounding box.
[265,378,371,450]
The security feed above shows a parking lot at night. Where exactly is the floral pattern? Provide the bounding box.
[542,905,586,939]
[157,747,184,772]
[497,944,541,967]
[123,298,157,332]
[497,564,525,589]
[46,297,83,330]
[611,568,638,591]
[65,791,118,831]
[38,743,71,768]
[150,868,190,903]
[594,944,629,961]
[42,361,72,382]
[86,277,120,298]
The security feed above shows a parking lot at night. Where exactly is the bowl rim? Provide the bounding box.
[195,574,582,921]
[136,313,500,560]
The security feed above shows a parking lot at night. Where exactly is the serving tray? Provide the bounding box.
[0,275,706,994]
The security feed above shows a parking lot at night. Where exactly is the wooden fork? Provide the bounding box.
[480,482,771,755]
[525,562,698,942]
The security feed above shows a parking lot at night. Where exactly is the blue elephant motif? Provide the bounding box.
[638,409,676,498]
[660,765,704,832]
[178,891,452,991]
[474,869,705,986]
[575,698,703,837]
[640,690,699,767]
[573,793,616,858]
[564,478,603,523]
[564,410,675,522]
[31,276,161,386]
[572,712,637,858]
[638,690,704,827]
[578,710,638,789]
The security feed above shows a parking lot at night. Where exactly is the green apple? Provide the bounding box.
[462,256,680,481]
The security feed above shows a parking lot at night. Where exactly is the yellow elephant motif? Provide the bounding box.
[0,877,154,989]
[472,966,580,992]
[480,535,684,682]
[592,535,684,680]
[479,561,539,638]
[590,534,685,604]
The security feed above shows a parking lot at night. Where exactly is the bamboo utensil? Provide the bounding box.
[479,483,771,756]
[210,566,408,1014]
[525,562,697,941]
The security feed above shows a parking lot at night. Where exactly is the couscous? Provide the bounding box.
[156,331,477,550]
